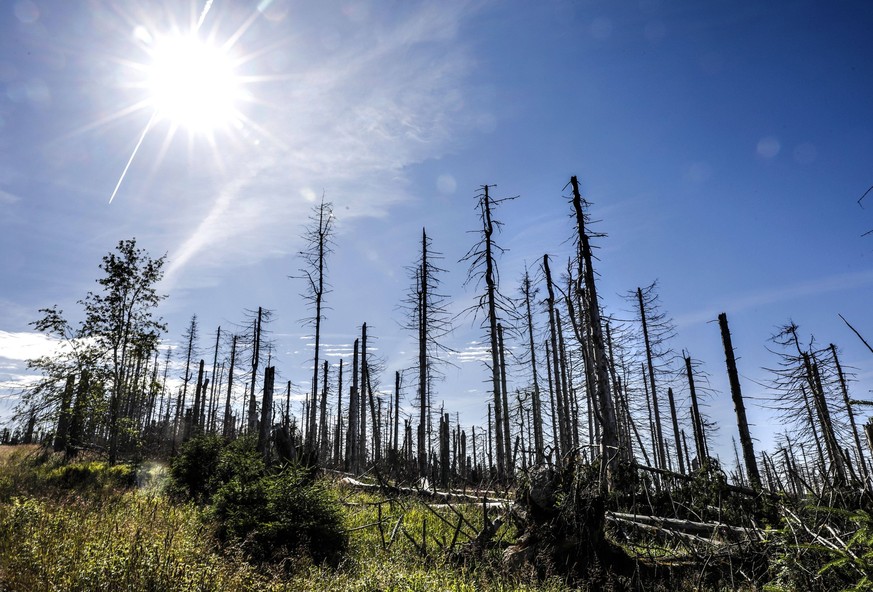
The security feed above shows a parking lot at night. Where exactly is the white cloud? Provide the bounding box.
[0,330,63,361]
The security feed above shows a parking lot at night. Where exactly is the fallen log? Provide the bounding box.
[607,512,760,541]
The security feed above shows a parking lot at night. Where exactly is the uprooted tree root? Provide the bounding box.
[502,463,770,590]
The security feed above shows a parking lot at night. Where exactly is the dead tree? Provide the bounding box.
[543,255,569,460]
[830,343,870,484]
[222,335,238,438]
[207,326,221,432]
[295,196,334,456]
[767,323,854,488]
[519,267,545,464]
[461,185,516,480]
[247,307,263,434]
[632,284,669,471]
[174,315,199,442]
[718,312,762,491]
[257,366,275,461]
[666,387,685,474]
[360,323,369,467]
[684,354,710,464]
[346,339,360,471]
[334,358,344,465]
[319,360,330,459]
[569,176,620,490]
[403,228,453,477]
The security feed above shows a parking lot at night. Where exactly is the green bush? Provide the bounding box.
[168,433,227,502]
[212,463,347,566]
[167,436,347,567]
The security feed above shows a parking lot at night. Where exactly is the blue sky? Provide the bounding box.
[1,0,873,465]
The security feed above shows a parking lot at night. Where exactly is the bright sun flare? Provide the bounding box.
[146,34,240,132]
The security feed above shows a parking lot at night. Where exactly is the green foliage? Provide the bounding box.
[169,433,227,502]
[19,238,167,462]
[212,464,347,566]
[44,461,136,490]
[814,508,873,591]
[764,504,873,592]
[212,436,266,489]
[167,436,346,567]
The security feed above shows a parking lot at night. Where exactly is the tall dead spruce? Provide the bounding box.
[403,228,453,478]
[296,196,334,458]
[462,185,516,481]
[568,176,620,490]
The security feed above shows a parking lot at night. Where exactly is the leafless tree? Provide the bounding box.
[295,196,335,457]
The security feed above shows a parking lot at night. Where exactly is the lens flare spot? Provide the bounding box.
[756,136,781,159]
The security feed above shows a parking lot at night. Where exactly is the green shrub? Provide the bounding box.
[168,433,226,502]
[212,463,347,566]
[166,436,346,568]
[212,435,265,489]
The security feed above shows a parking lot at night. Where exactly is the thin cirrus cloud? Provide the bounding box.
[0,189,21,205]
[160,3,477,291]
[674,269,873,329]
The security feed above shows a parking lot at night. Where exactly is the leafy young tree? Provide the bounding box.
[22,238,167,462]
[81,239,167,462]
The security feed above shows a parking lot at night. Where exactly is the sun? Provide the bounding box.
[145,33,241,132]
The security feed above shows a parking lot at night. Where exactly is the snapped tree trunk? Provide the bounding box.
[718,312,761,491]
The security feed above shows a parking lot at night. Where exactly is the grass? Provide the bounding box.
[0,446,575,591]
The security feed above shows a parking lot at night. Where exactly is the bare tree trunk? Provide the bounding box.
[831,343,870,485]
[393,370,401,458]
[807,355,847,485]
[481,186,506,480]
[684,355,708,464]
[555,310,578,454]
[302,198,333,456]
[718,312,761,490]
[208,327,221,434]
[257,366,274,462]
[222,335,237,438]
[418,231,429,477]
[497,323,513,475]
[439,413,450,486]
[334,359,344,466]
[247,308,262,435]
[666,387,686,474]
[319,360,330,460]
[190,359,205,437]
[543,255,568,460]
[521,270,545,464]
[545,341,560,460]
[360,324,369,468]
[570,176,619,490]
[637,288,666,470]
[346,339,359,472]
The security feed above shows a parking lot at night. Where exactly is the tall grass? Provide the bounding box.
[0,447,573,591]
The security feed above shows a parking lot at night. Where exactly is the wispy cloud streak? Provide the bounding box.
[675,269,873,328]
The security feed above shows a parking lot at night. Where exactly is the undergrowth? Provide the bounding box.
[7,444,867,591]
[0,445,572,591]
